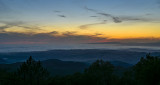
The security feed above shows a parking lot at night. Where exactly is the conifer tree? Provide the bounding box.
[17,56,49,85]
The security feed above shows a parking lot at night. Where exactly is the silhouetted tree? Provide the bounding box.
[0,69,7,85]
[2,54,160,85]
[0,69,20,85]
[17,56,49,85]
[119,70,135,85]
[48,60,118,85]
[134,54,160,85]
[84,60,115,85]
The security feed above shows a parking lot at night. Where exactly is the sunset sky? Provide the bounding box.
[0,0,160,51]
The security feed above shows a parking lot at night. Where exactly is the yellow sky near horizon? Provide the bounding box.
[3,21,160,40]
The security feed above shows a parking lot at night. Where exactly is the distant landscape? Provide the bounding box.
[0,53,160,85]
[0,49,160,76]
[0,49,160,64]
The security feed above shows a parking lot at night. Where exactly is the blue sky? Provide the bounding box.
[1,0,160,23]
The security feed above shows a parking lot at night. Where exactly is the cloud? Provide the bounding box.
[17,25,41,30]
[0,31,107,44]
[0,26,8,32]
[90,16,98,17]
[79,20,107,29]
[49,31,59,34]
[0,21,24,27]
[94,33,103,36]
[97,13,122,23]
[80,6,123,29]
[62,31,77,36]
[0,31,160,46]
[0,21,22,32]
[58,15,66,18]
[84,6,122,23]
[88,38,160,47]
[84,6,98,12]
[89,41,160,47]
[120,16,149,22]
[0,21,41,32]
[53,10,67,18]
[54,10,61,13]
[84,6,151,24]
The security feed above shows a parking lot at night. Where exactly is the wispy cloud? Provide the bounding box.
[0,21,24,32]
[0,25,9,32]
[84,6,122,23]
[97,13,122,23]
[120,16,150,22]
[90,16,98,17]
[0,21,41,32]
[79,20,107,29]
[53,10,67,18]
[84,6,151,24]
[62,31,77,36]
[58,15,66,18]
[78,6,123,29]
[54,10,61,13]
[84,6,98,12]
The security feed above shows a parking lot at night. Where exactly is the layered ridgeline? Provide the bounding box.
[0,58,132,76]
[0,49,160,64]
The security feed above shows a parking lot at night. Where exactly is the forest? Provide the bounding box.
[0,54,160,85]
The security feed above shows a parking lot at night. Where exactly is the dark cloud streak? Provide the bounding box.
[97,13,122,23]
[0,31,160,46]
[84,6,98,12]
[84,6,122,23]
[90,16,98,17]
[88,41,160,47]
[84,6,151,25]
[0,32,106,44]
[54,10,61,13]
[120,16,149,22]
[79,20,107,29]
[55,14,66,18]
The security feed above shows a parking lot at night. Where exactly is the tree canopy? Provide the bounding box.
[17,56,49,85]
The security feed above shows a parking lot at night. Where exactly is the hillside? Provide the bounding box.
[0,59,88,76]
[0,59,132,76]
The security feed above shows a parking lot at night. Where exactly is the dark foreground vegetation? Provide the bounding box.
[0,54,160,85]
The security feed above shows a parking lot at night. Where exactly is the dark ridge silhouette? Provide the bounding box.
[0,59,89,76]
[0,54,160,85]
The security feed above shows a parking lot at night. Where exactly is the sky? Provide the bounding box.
[0,0,160,51]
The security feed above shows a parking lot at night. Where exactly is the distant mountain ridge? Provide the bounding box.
[0,49,160,64]
[0,59,89,76]
[0,59,132,76]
